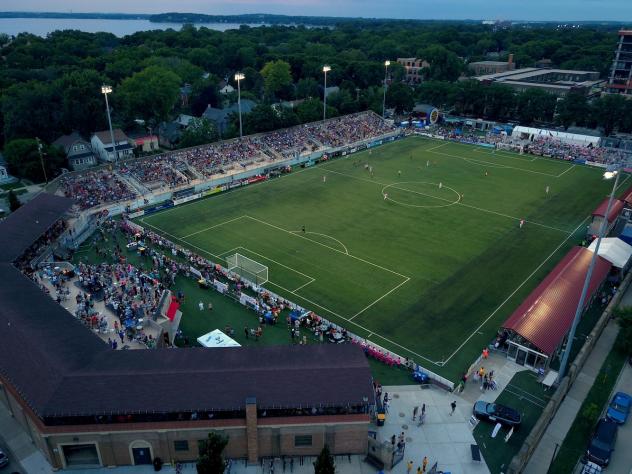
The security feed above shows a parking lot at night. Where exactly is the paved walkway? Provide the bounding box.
[0,383,490,474]
[524,316,624,472]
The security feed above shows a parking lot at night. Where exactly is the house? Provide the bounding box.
[127,132,160,155]
[0,152,15,185]
[157,115,195,150]
[90,129,134,162]
[219,83,235,95]
[468,54,515,76]
[52,132,97,171]
[180,83,192,107]
[202,99,256,135]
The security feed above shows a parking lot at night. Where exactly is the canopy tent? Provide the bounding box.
[511,126,601,147]
[587,237,632,269]
[197,329,241,348]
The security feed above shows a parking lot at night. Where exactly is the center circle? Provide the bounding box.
[381,181,461,209]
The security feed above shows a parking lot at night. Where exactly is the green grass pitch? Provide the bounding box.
[138,136,621,381]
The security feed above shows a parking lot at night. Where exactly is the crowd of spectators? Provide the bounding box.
[120,156,189,189]
[56,112,395,209]
[59,170,138,210]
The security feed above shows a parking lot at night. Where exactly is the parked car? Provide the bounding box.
[586,418,618,467]
[472,401,522,426]
[606,392,632,424]
[0,449,8,468]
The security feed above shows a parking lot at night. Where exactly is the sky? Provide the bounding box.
[3,0,632,22]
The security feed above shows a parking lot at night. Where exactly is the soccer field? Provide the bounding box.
[139,136,622,380]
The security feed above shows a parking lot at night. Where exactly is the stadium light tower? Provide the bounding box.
[383,60,391,118]
[322,65,331,122]
[234,72,245,138]
[557,164,621,383]
[101,85,119,164]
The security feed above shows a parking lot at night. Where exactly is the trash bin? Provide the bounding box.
[376,413,386,427]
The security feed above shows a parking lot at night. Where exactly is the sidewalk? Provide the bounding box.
[523,317,623,473]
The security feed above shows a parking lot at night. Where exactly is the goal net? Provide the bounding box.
[226,253,269,285]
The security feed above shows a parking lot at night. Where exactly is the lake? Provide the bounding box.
[0,18,259,37]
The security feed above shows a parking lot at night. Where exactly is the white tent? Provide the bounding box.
[587,237,632,269]
[197,329,241,348]
[511,126,601,147]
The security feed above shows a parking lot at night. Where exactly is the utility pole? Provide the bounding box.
[35,137,48,184]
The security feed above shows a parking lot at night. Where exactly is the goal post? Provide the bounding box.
[226,253,269,285]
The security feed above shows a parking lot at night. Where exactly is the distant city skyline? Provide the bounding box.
[3,0,632,22]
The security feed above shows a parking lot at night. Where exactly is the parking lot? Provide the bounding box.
[604,360,632,473]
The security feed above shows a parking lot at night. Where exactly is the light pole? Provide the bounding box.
[322,65,331,122]
[101,85,119,164]
[557,164,622,383]
[382,60,390,118]
[35,137,47,184]
[234,72,245,138]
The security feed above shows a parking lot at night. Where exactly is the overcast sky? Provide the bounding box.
[4,0,632,21]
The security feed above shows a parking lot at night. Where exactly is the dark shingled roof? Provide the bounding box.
[0,196,372,420]
[0,193,74,262]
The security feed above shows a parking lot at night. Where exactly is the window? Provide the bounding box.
[174,440,189,452]
[294,435,312,447]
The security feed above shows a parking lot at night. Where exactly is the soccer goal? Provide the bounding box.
[226,253,269,285]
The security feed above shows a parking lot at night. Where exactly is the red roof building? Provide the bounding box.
[502,246,611,357]
[592,198,625,223]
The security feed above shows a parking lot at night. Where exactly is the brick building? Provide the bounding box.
[397,57,430,84]
[0,195,375,469]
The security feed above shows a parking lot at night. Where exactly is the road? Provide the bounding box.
[607,360,632,474]
[0,435,24,474]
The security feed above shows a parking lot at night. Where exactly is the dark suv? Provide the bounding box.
[586,418,618,467]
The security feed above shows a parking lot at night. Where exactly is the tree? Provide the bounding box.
[196,432,228,474]
[260,60,293,100]
[419,45,463,82]
[615,307,632,355]
[327,89,359,115]
[296,98,337,124]
[179,117,218,148]
[515,89,557,125]
[386,83,414,114]
[592,94,627,136]
[56,70,107,136]
[313,445,335,474]
[116,66,181,125]
[190,76,221,116]
[3,138,66,183]
[296,78,320,99]
[8,189,21,212]
[555,92,589,130]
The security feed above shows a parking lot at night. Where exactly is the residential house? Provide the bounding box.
[219,83,235,95]
[52,132,97,171]
[127,132,160,155]
[90,129,134,163]
[157,115,195,149]
[202,99,256,136]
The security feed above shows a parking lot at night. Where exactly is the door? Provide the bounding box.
[132,447,152,465]
[62,444,100,467]
[516,349,527,366]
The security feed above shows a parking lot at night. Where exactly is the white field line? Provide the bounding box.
[140,218,225,261]
[427,148,560,177]
[264,279,440,365]
[218,247,242,258]
[292,280,316,292]
[290,230,349,255]
[236,245,316,282]
[245,214,410,280]
[349,277,411,321]
[181,215,247,239]
[471,146,539,163]
[556,164,576,178]
[426,143,448,152]
[323,168,571,234]
[616,172,631,192]
[439,215,591,366]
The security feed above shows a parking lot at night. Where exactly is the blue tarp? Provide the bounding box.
[620,224,632,246]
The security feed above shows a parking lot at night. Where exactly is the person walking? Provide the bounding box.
[422,456,428,472]
[407,460,413,473]
[413,405,419,421]
[450,400,456,416]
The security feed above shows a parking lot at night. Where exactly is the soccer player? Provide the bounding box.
[323,175,327,183]
[485,171,488,177]
[398,170,402,177]
[546,185,550,195]
[439,182,443,189]
[426,160,430,167]
[384,193,388,201]
[302,225,306,233]
[519,219,525,229]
